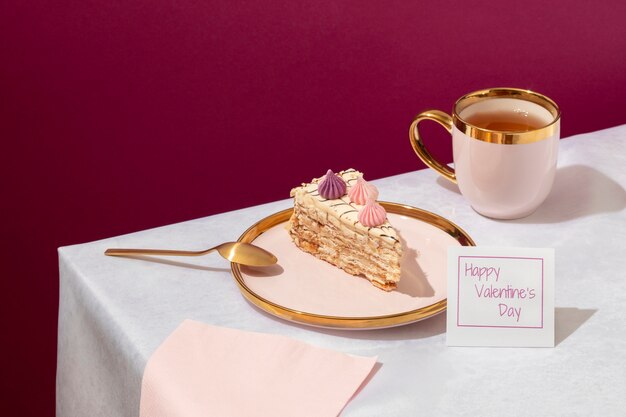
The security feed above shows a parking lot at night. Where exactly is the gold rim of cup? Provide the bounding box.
[453,87,561,145]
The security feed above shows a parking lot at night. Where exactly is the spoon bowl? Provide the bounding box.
[104,242,278,267]
[214,242,278,266]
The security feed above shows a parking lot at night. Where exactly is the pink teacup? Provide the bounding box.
[409,88,561,220]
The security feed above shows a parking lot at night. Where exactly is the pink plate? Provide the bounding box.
[231,203,475,329]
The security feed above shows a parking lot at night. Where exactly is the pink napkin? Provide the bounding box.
[140,320,378,417]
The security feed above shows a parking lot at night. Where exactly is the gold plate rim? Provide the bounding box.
[231,202,476,329]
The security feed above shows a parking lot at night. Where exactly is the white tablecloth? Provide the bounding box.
[57,125,626,417]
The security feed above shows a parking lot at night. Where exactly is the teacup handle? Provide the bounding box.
[408,110,457,184]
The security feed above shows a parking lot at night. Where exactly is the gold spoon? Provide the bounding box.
[104,242,278,266]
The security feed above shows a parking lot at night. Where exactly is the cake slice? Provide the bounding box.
[288,168,403,291]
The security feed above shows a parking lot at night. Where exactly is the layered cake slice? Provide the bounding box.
[288,168,403,291]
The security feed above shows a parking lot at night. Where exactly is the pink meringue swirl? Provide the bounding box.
[318,169,347,199]
[358,197,387,227]
[348,175,379,205]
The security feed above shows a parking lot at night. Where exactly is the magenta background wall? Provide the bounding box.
[2,1,625,415]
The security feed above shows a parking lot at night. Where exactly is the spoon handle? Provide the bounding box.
[104,248,213,257]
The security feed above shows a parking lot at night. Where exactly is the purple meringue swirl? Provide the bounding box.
[318,169,347,199]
